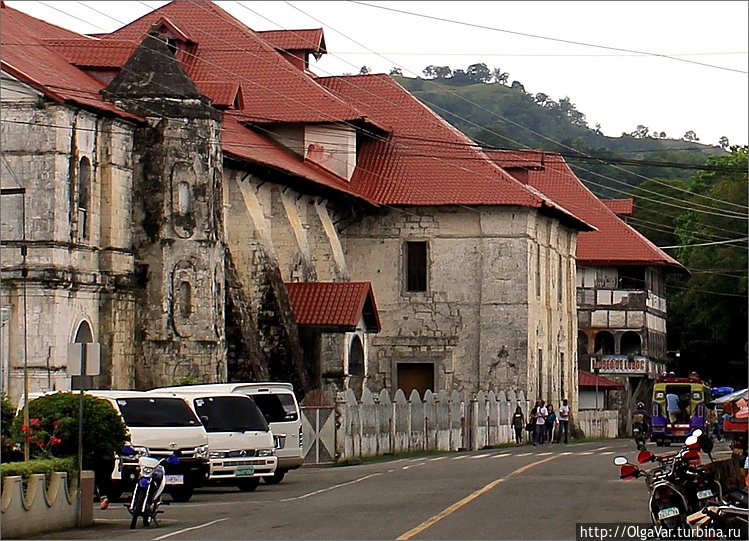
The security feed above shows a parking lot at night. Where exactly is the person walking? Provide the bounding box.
[558,398,570,444]
[534,400,548,446]
[545,404,557,443]
[512,405,525,445]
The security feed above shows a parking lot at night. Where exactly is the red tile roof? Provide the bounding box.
[98,1,377,126]
[578,369,623,389]
[315,74,590,228]
[487,150,685,270]
[285,282,381,332]
[221,113,374,205]
[603,199,634,217]
[195,81,241,108]
[0,5,141,122]
[256,29,326,55]
[44,39,138,67]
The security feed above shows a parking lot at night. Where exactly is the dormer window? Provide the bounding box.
[149,16,196,58]
[166,37,178,55]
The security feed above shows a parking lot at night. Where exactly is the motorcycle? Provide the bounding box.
[687,497,748,539]
[633,423,648,451]
[123,446,180,529]
[614,431,710,532]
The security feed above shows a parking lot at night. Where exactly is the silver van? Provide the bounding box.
[149,389,278,492]
[163,382,303,484]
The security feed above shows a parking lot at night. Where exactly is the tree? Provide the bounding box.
[534,93,549,106]
[389,67,403,77]
[492,68,509,84]
[667,146,748,385]
[423,65,436,79]
[510,80,525,92]
[434,66,452,79]
[465,62,491,83]
[629,125,650,139]
[719,136,730,150]
[359,65,371,75]
[683,130,699,142]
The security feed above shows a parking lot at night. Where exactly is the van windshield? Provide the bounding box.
[115,397,201,427]
[251,393,298,422]
[192,396,269,432]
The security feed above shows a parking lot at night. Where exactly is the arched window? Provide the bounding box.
[77,157,91,239]
[177,281,192,319]
[594,331,615,355]
[348,335,364,376]
[621,331,642,356]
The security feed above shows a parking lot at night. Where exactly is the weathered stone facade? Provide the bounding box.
[342,205,578,405]
[1,99,137,399]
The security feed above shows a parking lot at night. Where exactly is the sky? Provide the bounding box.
[5,1,748,147]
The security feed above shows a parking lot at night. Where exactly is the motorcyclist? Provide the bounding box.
[632,401,651,450]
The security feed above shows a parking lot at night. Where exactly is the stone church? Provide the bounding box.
[1,2,681,417]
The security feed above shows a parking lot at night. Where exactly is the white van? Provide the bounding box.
[149,389,278,492]
[163,382,304,484]
[86,390,211,502]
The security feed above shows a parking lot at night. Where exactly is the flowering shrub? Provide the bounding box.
[10,392,128,469]
[19,417,64,459]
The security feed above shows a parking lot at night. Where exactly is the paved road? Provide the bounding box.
[29,439,736,540]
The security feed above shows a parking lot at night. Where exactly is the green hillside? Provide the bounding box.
[393,75,725,199]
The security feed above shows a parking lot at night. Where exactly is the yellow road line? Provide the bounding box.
[396,454,561,540]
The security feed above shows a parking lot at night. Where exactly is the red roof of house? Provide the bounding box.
[285,282,381,332]
[487,150,685,270]
[256,29,326,55]
[315,75,590,228]
[603,199,634,217]
[0,5,140,122]
[44,39,138,68]
[578,369,623,389]
[98,1,377,126]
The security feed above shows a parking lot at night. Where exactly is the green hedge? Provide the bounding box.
[0,457,77,490]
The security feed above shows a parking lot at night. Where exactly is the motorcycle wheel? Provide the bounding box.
[168,485,194,502]
[130,487,147,530]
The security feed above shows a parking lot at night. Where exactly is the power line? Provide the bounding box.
[349,1,748,75]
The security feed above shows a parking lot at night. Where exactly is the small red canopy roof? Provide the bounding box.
[578,369,623,389]
[285,282,381,332]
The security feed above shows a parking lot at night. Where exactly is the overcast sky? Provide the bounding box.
[6,1,748,147]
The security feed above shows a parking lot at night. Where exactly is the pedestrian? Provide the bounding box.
[527,402,538,444]
[534,400,548,446]
[666,392,679,426]
[545,404,557,443]
[558,398,570,444]
[512,405,525,445]
[93,451,116,510]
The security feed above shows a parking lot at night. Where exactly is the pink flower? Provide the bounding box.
[21,425,29,433]
[50,436,62,446]
[29,418,41,427]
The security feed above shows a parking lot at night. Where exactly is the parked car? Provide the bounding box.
[86,390,210,502]
[160,383,303,484]
[149,389,277,492]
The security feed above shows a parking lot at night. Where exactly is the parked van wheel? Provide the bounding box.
[168,486,194,502]
[237,478,260,492]
[263,470,286,485]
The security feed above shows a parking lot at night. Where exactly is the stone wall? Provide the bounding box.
[329,388,617,464]
[0,471,94,539]
[341,205,579,407]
